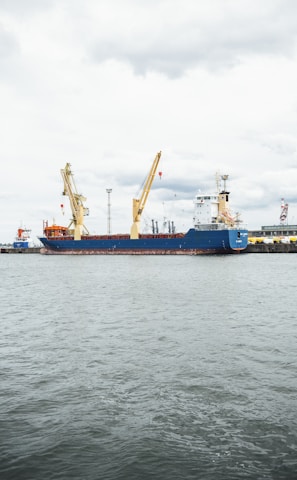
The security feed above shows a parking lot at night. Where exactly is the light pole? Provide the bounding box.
[106,188,112,235]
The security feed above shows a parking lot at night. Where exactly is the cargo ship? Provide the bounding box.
[13,227,33,248]
[39,152,248,255]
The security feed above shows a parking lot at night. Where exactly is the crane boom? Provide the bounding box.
[61,163,89,240]
[130,151,162,239]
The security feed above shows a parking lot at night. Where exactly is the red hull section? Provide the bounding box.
[40,247,242,255]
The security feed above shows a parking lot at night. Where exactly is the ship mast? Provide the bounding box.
[130,151,162,239]
[217,174,237,226]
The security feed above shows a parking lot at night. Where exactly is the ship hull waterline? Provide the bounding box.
[40,248,243,255]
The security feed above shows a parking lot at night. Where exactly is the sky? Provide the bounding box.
[1,0,297,244]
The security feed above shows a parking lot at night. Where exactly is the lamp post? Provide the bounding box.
[106,188,112,235]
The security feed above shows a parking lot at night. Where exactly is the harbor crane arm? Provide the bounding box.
[61,163,89,240]
[130,151,162,239]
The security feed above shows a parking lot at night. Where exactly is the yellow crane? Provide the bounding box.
[61,163,89,240]
[130,151,162,239]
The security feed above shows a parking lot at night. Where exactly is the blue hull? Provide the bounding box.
[39,228,248,255]
[13,241,30,248]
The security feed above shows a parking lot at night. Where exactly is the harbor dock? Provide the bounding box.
[0,247,41,254]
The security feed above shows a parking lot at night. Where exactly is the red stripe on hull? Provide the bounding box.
[40,248,244,255]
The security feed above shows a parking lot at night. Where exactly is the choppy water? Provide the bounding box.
[0,253,297,480]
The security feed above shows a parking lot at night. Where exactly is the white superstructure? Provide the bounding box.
[193,193,219,226]
[193,174,240,230]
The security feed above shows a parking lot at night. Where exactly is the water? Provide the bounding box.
[0,253,297,479]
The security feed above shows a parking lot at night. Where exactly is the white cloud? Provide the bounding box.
[86,0,297,76]
[1,0,297,243]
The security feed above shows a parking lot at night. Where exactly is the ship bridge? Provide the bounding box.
[193,193,219,226]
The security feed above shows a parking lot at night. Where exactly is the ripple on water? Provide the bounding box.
[0,255,297,479]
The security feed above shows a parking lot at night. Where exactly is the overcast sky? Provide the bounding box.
[1,0,297,243]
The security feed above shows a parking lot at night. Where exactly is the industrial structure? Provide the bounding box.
[130,151,162,239]
[39,152,248,255]
[60,163,89,240]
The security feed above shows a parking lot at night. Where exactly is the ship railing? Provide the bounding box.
[139,233,185,239]
[194,223,247,231]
